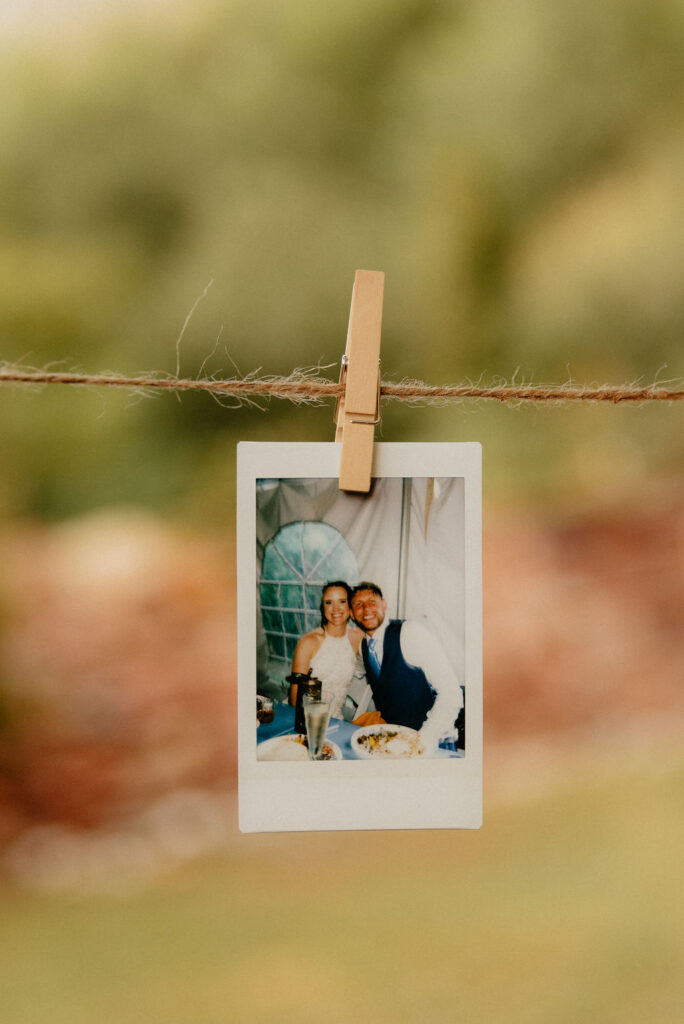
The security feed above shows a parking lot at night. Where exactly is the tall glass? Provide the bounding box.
[291,676,322,734]
[302,695,332,760]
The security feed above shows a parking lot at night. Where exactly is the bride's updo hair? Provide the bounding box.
[319,580,354,628]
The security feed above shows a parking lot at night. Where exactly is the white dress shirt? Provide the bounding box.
[368,618,463,751]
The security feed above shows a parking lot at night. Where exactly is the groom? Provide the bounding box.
[350,581,463,752]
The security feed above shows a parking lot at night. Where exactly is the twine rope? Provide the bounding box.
[1,364,682,406]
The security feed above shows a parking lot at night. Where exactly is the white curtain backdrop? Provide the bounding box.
[406,477,465,669]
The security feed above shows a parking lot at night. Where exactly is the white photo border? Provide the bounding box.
[237,441,482,832]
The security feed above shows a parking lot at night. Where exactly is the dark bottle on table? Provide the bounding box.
[288,672,322,733]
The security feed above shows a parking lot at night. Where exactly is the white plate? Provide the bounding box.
[351,724,425,759]
[257,734,343,762]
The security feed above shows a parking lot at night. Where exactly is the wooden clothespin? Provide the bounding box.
[334,270,384,492]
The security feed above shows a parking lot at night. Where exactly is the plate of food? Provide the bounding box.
[351,724,425,759]
[257,734,342,762]
[256,694,275,725]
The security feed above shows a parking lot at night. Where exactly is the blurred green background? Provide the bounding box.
[0,2,682,1022]
[1,0,682,521]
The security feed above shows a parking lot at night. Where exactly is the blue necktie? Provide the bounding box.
[366,636,382,676]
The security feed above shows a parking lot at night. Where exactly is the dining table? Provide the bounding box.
[256,701,464,759]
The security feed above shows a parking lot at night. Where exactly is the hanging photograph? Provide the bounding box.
[237,441,482,832]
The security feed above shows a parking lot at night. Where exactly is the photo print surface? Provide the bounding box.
[237,442,482,832]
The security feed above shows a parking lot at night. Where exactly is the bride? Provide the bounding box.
[288,581,363,718]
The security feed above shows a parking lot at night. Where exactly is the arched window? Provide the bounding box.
[260,521,358,664]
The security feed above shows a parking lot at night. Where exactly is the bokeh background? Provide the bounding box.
[1,2,683,1021]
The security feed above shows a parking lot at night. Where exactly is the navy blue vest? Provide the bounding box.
[361,620,436,731]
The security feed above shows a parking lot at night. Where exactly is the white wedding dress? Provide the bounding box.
[309,630,359,718]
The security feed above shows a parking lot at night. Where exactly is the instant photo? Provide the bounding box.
[237,442,482,832]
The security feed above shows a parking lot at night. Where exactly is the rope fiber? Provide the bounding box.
[1,364,682,406]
